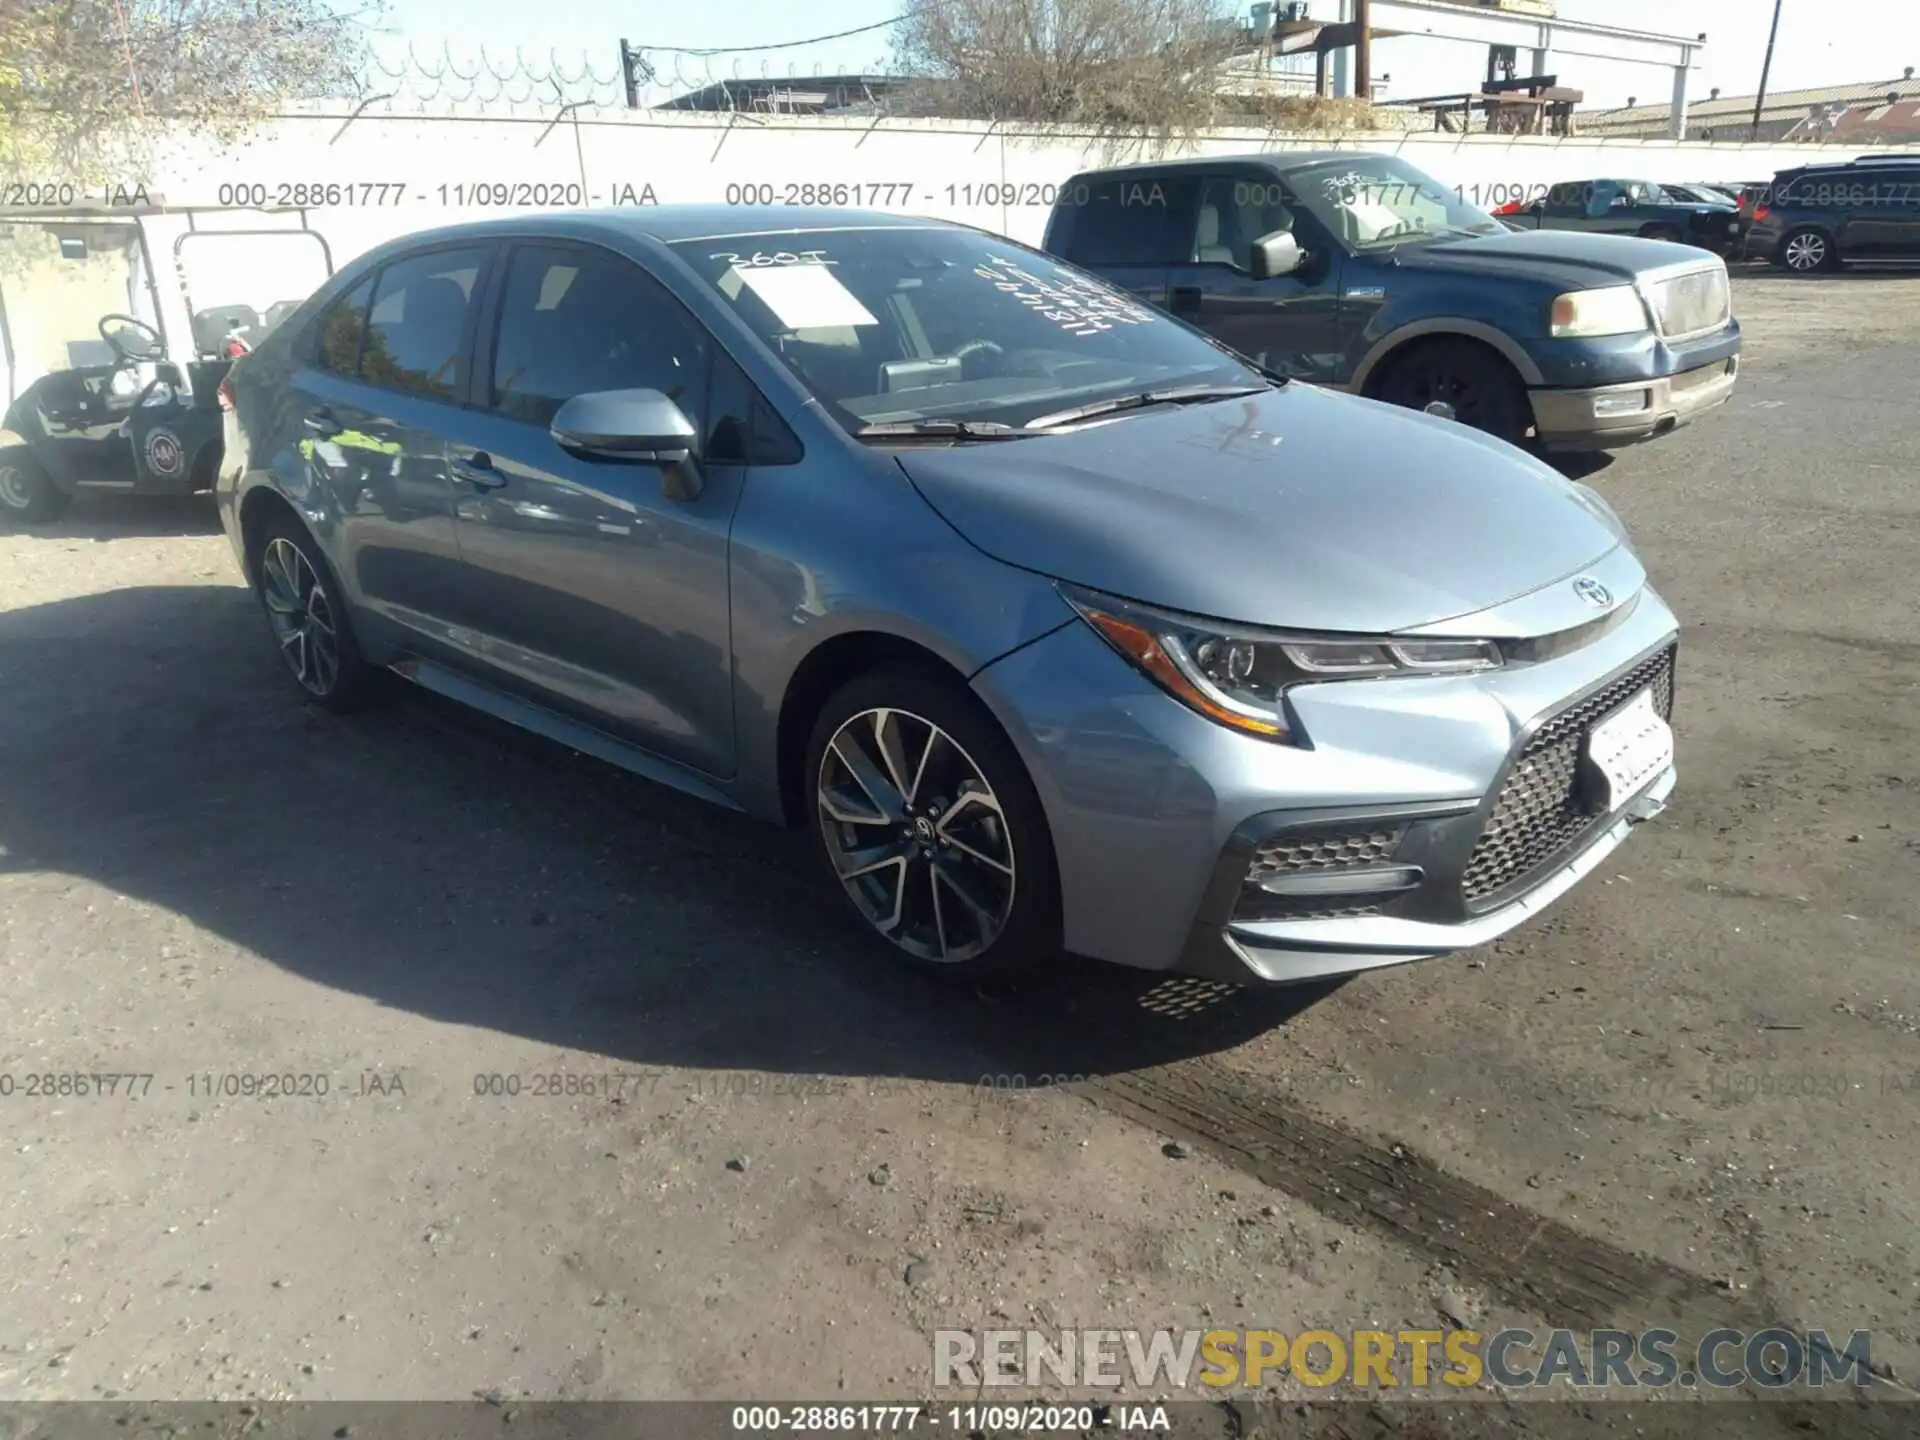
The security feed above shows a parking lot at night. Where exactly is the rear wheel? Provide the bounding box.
[0,449,69,523]
[1776,227,1835,274]
[804,665,1059,982]
[253,514,377,711]
[1372,339,1533,448]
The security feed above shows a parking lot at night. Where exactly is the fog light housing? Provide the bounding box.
[1235,826,1420,922]
[1593,390,1651,417]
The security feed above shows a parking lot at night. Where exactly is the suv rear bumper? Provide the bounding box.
[1530,354,1738,451]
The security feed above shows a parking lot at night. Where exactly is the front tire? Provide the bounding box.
[0,449,69,523]
[1776,227,1835,274]
[804,665,1060,982]
[1372,339,1533,448]
[253,514,376,712]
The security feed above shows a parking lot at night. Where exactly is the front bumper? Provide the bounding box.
[1530,354,1738,451]
[969,554,1681,985]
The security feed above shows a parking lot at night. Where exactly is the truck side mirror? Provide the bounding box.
[1249,229,1303,280]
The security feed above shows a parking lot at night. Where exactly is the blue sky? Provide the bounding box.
[370,0,1919,111]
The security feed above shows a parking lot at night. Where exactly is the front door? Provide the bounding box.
[439,241,742,778]
[1167,171,1351,384]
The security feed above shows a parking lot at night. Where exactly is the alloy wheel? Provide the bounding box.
[260,537,340,696]
[0,463,31,511]
[1784,232,1827,271]
[816,707,1016,964]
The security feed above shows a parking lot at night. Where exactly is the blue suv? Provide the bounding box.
[1043,151,1741,454]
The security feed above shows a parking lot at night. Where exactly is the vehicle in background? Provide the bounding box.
[218,207,1681,987]
[1745,156,1920,274]
[1042,151,1740,454]
[1663,182,1740,207]
[1493,179,1743,256]
[0,202,331,522]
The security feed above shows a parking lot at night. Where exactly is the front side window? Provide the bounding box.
[489,244,708,431]
[1284,157,1503,250]
[1188,176,1297,268]
[666,227,1263,433]
[360,247,487,400]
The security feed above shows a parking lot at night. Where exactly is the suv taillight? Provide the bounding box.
[217,375,236,412]
[1752,202,1770,222]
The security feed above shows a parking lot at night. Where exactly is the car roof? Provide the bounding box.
[1063,150,1374,180]
[349,204,962,255]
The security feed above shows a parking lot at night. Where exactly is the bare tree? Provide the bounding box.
[891,0,1248,137]
[1,0,374,178]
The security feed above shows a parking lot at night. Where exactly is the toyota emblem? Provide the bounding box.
[1572,577,1612,609]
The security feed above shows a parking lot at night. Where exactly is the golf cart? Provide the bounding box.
[0,199,333,522]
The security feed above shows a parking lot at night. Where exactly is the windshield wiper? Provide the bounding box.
[853,419,1029,443]
[1023,383,1273,432]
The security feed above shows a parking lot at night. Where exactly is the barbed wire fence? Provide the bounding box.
[354,41,903,117]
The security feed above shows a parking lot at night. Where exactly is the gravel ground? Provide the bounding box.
[1,271,1916,1422]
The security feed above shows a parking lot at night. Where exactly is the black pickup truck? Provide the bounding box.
[1493,179,1743,256]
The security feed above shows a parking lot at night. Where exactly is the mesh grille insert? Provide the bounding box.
[1459,646,1675,906]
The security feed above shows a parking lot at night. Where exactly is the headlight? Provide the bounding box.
[1549,285,1649,338]
[1060,585,1502,744]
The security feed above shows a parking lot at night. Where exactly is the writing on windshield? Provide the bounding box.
[972,254,1159,338]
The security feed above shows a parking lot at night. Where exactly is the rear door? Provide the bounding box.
[1167,168,1350,383]
[1838,168,1920,259]
[435,240,748,777]
[286,243,492,650]
[1046,172,1200,308]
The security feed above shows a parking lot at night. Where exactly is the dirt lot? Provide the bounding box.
[2,271,1917,1429]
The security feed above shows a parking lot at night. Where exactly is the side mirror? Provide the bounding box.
[551,388,703,499]
[1248,229,1303,280]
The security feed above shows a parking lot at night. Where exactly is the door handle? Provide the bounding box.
[303,408,341,438]
[451,451,507,490]
[1168,285,1202,312]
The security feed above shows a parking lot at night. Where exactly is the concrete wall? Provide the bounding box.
[142,107,1918,262]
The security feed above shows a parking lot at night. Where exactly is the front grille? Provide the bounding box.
[1647,268,1730,338]
[1459,646,1676,906]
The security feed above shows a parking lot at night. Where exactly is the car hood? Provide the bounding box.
[897,384,1621,634]
[1396,228,1712,288]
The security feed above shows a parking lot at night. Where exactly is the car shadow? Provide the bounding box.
[0,585,1335,1089]
[0,492,223,539]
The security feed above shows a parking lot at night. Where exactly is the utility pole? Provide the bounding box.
[619,39,643,109]
[1354,0,1372,102]
[1750,0,1783,141]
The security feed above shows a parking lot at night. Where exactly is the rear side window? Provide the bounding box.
[359,247,488,400]
[1058,175,1201,266]
[489,243,709,430]
[311,275,373,378]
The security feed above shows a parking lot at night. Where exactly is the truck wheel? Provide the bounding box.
[1372,339,1532,449]
[0,449,69,523]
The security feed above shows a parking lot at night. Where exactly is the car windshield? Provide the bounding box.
[1284,157,1505,250]
[665,228,1265,433]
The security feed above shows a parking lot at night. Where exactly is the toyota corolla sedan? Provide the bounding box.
[216,207,1678,985]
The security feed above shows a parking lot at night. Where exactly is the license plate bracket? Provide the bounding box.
[1585,687,1674,813]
